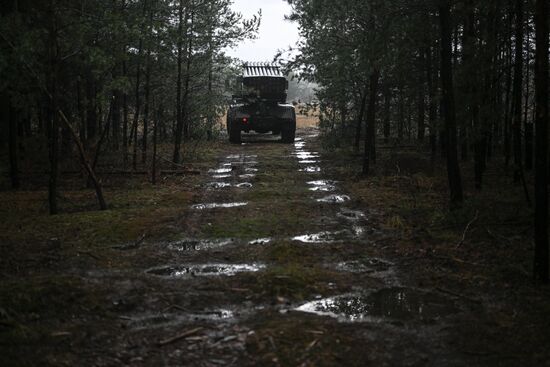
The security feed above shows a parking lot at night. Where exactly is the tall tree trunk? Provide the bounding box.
[152,103,160,185]
[417,50,426,142]
[173,0,185,163]
[122,59,129,167]
[131,0,147,170]
[141,3,154,164]
[142,49,151,164]
[439,0,463,208]
[504,7,513,165]
[132,37,143,171]
[112,89,121,151]
[354,82,368,150]
[182,7,194,141]
[6,101,20,189]
[427,44,438,159]
[85,75,97,145]
[77,78,86,142]
[512,0,524,183]
[362,69,380,175]
[534,0,548,283]
[524,29,533,171]
[383,83,391,144]
[47,5,59,215]
[398,84,404,141]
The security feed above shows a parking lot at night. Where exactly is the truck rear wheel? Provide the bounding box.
[281,125,295,143]
[229,122,241,144]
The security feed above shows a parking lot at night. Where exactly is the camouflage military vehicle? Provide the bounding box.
[227,63,296,144]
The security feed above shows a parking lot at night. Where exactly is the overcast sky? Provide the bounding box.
[226,0,300,62]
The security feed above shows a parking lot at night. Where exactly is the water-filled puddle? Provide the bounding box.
[337,208,365,221]
[248,238,271,245]
[239,174,256,179]
[236,182,253,189]
[300,166,321,173]
[226,154,258,162]
[205,182,232,189]
[292,231,346,243]
[308,180,337,192]
[245,167,258,172]
[146,263,266,278]
[209,168,233,174]
[334,259,393,273]
[212,174,232,179]
[295,288,458,322]
[192,202,248,210]
[293,152,320,159]
[167,238,235,251]
[317,194,351,203]
[230,161,259,168]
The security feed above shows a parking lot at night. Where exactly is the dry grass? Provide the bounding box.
[218,110,319,129]
[296,112,319,128]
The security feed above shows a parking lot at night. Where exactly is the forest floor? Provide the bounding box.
[1,121,550,366]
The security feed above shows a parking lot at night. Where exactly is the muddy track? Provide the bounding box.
[4,128,507,366]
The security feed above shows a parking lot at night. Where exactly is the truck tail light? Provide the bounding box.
[242,117,248,124]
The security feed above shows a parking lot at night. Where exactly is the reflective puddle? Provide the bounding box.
[209,168,233,174]
[334,259,393,273]
[292,227,366,243]
[236,182,253,189]
[293,152,320,160]
[300,166,321,173]
[227,154,257,159]
[248,238,272,245]
[292,231,347,244]
[205,182,232,189]
[212,174,232,179]
[167,238,235,251]
[317,194,351,203]
[146,263,266,278]
[337,208,366,221]
[191,202,248,210]
[307,180,337,192]
[295,288,459,322]
[239,174,256,179]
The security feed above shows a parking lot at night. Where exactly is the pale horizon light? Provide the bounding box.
[226,0,300,62]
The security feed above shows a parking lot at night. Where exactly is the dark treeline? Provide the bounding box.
[0,0,259,212]
[286,0,548,282]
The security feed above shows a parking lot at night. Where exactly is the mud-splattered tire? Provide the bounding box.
[229,123,241,144]
[281,125,295,144]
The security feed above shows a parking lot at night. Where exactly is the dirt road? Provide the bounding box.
[2,128,548,366]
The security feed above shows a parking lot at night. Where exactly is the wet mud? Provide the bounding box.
[295,287,459,323]
[8,128,532,367]
[146,263,266,278]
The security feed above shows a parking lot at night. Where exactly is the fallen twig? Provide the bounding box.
[162,304,188,313]
[157,327,203,347]
[456,211,479,248]
[436,287,482,304]
[76,251,101,261]
[485,227,514,245]
[160,170,201,176]
[111,233,146,250]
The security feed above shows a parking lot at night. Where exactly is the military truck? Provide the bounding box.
[227,63,296,144]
